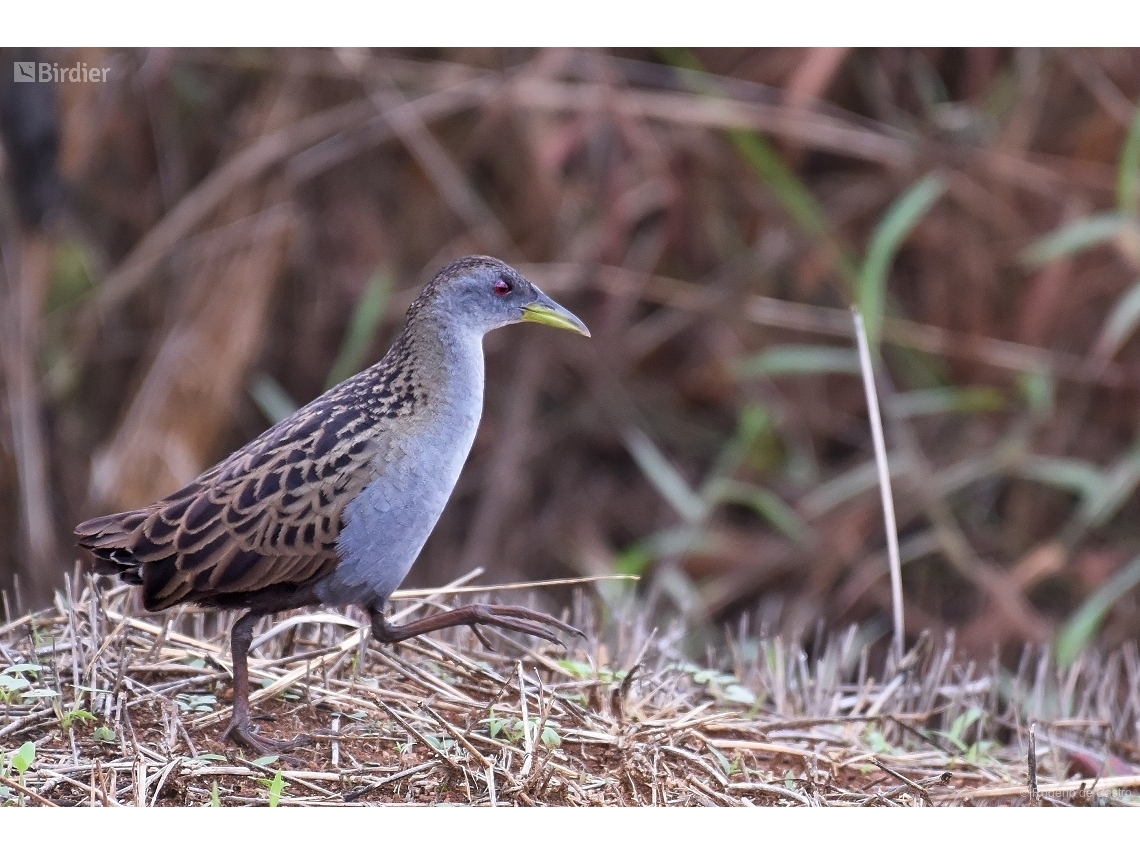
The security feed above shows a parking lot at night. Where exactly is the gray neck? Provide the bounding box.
[406,308,486,423]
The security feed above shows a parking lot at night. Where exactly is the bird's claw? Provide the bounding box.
[464,604,584,647]
[223,719,312,764]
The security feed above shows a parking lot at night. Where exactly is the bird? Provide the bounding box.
[75,255,590,754]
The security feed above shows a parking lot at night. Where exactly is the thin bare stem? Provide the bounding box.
[853,307,905,662]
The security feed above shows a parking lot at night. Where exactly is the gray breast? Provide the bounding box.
[313,371,482,609]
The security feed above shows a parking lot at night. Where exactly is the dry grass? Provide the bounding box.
[2,571,1138,806]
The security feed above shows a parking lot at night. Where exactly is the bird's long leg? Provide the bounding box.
[370,602,584,646]
[222,610,311,756]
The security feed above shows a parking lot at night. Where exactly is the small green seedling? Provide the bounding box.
[556,659,627,684]
[0,674,30,707]
[501,716,561,749]
[8,741,36,774]
[49,685,99,732]
[682,664,757,705]
[258,677,300,701]
[2,741,36,805]
[862,726,900,755]
[935,707,997,765]
[257,769,287,807]
[93,726,117,743]
[483,712,507,740]
[22,687,61,702]
[1,664,46,708]
[707,743,741,777]
[175,693,217,714]
[422,734,456,753]
[55,700,96,732]
[540,722,561,749]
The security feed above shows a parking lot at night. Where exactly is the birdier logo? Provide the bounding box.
[13,61,110,83]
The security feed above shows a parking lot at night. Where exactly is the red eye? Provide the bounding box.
[494,279,511,296]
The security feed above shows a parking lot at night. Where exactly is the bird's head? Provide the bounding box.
[414,255,590,338]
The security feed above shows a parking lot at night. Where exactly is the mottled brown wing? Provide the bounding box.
[76,397,382,611]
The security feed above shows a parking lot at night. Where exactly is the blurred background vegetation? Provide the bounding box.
[1,47,1139,667]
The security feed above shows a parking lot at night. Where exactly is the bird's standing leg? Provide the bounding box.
[370,602,584,646]
[222,610,311,756]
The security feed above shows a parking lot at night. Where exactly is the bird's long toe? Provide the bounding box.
[467,605,584,646]
[484,616,562,644]
[481,604,586,640]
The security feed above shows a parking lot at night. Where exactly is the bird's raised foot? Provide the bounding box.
[372,602,585,648]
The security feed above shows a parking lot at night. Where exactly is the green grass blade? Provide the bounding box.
[800,454,910,517]
[735,345,861,378]
[890,386,1005,418]
[1078,442,1140,528]
[249,373,299,424]
[623,428,707,524]
[728,130,837,239]
[1018,370,1056,417]
[1015,455,1105,502]
[1018,212,1127,268]
[705,478,812,543]
[325,268,392,389]
[858,173,946,351]
[1057,552,1140,666]
[1092,279,1140,360]
[1117,105,1140,215]
[707,402,773,482]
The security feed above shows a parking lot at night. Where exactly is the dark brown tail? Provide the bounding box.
[75,509,151,583]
